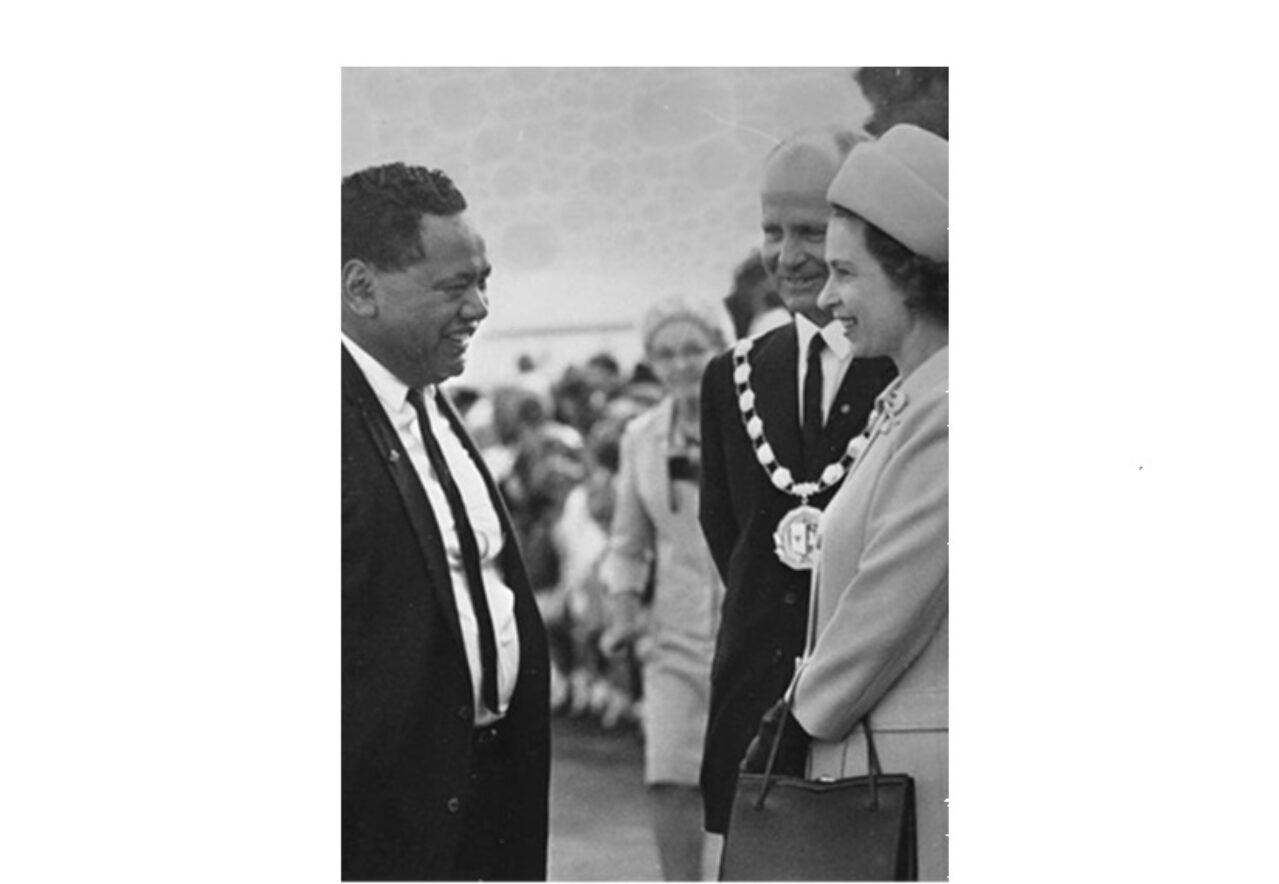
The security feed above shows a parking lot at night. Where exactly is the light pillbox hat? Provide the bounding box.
[826,123,948,262]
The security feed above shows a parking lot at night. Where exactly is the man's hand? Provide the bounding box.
[741,698,811,775]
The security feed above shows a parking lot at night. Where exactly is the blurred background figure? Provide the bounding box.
[853,67,949,139]
[513,352,556,405]
[721,250,788,340]
[600,295,731,880]
[552,404,639,727]
[492,384,583,601]
[551,352,626,438]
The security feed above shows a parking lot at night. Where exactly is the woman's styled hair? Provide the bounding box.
[640,294,734,355]
[833,205,948,326]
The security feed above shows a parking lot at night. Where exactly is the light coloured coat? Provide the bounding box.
[602,398,725,784]
[792,346,948,880]
[697,322,895,833]
[603,398,724,646]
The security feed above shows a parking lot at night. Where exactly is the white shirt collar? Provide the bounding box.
[794,314,852,361]
[342,333,436,412]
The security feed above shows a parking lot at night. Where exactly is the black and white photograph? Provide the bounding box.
[11,12,1279,882]
[341,66,948,880]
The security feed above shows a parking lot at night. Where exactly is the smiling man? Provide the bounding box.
[697,128,898,838]
[341,163,550,881]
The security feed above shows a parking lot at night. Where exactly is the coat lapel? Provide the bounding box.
[751,324,804,476]
[636,398,674,516]
[342,346,465,652]
[811,356,897,476]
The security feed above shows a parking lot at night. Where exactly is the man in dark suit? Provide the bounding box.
[341,163,550,881]
[698,128,897,836]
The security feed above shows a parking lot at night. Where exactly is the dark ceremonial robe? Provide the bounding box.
[342,346,550,881]
[697,323,895,834]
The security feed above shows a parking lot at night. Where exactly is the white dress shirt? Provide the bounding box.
[794,314,855,427]
[343,335,520,725]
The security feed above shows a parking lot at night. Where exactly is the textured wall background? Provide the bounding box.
[343,67,872,386]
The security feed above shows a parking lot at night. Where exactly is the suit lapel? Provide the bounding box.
[342,346,465,651]
[813,356,897,472]
[751,324,804,476]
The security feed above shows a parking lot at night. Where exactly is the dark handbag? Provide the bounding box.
[719,703,918,881]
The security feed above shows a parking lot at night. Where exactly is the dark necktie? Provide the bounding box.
[801,333,826,468]
[406,388,500,715]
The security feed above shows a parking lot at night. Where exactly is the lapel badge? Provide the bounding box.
[876,388,909,435]
[887,388,909,417]
[388,449,401,464]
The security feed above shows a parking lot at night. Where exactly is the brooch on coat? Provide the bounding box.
[871,385,909,436]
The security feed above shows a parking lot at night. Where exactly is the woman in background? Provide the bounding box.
[601,295,730,880]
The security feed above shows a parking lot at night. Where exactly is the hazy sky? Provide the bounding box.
[343,67,873,385]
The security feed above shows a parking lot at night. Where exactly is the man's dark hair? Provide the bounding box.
[854,67,948,140]
[586,352,621,378]
[723,250,777,338]
[833,205,948,325]
[341,162,468,271]
[733,249,767,287]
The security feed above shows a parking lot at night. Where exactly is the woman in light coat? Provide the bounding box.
[601,295,730,880]
[743,124,949,879]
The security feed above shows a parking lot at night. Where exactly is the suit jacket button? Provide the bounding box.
[447,797,461,813]
[783,592,798,606]
[457,705,472,721]
[772,649,785,663]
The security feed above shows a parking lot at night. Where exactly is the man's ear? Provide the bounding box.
[342,260,379,317]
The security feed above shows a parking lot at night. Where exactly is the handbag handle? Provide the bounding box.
[754,691,883,811]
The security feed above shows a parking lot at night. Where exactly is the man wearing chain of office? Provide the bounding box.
[696,126,897,838]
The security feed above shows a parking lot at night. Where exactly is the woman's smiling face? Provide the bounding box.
[647,318,716,399]
[817,213,914,361]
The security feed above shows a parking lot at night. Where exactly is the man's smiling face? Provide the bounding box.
[362,211,492,388]
[759,140,845,326]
